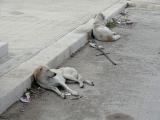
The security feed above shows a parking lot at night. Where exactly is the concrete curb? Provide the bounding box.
[0,42,8,59]
[0,2,127,114]
[127,1,160,10]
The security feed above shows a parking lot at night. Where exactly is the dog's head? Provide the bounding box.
[94,13,105,20]
[33,65,57,80]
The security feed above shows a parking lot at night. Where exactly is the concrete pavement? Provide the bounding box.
[0,0,127,114]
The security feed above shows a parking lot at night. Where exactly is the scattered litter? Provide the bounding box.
[120,9,128,15]
[20,92,30,103]
[65,92,71,96]
[89,42,97,48]
[99,46,104,49]
[89,42,104,49]
[71,97,79,100]
[71,95,83,100]
[121,21,126,25]
[117,21,122,26]
[0,115,9,119]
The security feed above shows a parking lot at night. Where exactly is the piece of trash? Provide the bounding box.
[158,52,160,54]
[121,22,126,25]
[65,92,71,96]
[89,42,97,48]
[99,46,104,49]
[124,9,128,14]
[0,115,9,119]
[89,42,104,49]
[120,9,128,15]
[20,92,30,103]
[117,21,122,26]
[71,97,79,100]
[71,95,83,100]
[79,95,83,98]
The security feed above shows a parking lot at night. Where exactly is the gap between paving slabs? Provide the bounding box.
[0,2,127,114]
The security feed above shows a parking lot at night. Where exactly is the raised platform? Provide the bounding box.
[0,42,8,59]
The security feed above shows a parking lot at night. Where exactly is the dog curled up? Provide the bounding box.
[33,65,94,99]
[92,13,121,42]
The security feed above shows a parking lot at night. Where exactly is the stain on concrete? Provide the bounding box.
[11,11,23,15]
[106,113,134,120]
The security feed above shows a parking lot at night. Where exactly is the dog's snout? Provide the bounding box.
[54,73,57,76]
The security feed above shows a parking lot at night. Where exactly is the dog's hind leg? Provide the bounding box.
[78,74,94,86]
[59,81,79,96]
[113,34,121,41]
[63,74,84,88]
[50,86,66,99]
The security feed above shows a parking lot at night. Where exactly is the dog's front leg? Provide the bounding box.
[50,86,66,99]
[60,82,78,96]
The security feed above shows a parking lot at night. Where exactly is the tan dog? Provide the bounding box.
[93,13,121,42]
[33,65,94,99]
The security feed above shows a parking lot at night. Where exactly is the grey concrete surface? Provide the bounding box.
[0,1,127,114]
[0,0,120,76]
[1,8,160,120]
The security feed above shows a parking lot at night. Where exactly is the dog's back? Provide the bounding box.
[93,13,121,41]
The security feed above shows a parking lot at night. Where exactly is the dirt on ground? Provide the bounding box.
[1,8,160,120]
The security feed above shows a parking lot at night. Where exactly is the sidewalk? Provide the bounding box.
[131,0,160,4]
[0,0,120,77]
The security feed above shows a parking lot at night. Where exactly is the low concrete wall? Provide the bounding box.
[0,42,8,59]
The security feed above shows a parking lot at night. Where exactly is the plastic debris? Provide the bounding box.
[89,42,97,48]
[71,95,83,100]
[64,92,71,96]
[20,92,30,103]
[117,21,122,26]
[89,42,104,49]
[124,9,128,14]
[121,22,126,25]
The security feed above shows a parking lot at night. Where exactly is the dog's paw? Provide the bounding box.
[61,93,66,99]
[80,83,84,88]
[71,91,79,96]
[90,81,94,86]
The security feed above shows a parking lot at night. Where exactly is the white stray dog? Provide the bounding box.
[33,65,94,99]
[92,13,121,42]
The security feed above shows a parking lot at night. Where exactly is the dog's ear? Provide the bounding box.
[94,14,97,19]
[34,67,42,79]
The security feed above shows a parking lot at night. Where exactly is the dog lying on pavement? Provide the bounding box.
[33,65,94,99]
[92,13,121,42]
